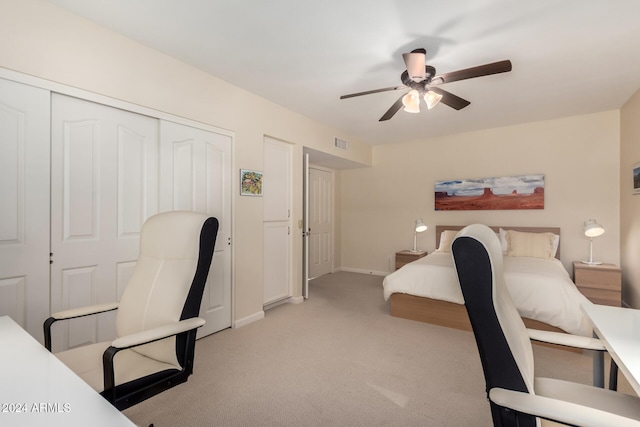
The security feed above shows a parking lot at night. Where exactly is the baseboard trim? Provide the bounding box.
[288,296,304,304]
[264,296,305,312]
[234,310,264,328]
[337,267,388,277]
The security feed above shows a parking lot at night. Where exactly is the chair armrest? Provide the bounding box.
[44,302,119,351]
[51,302,120,320]
[527,328,605,351]
[111,317,206,350]
[101,317,206,400]
[489,388,640,427]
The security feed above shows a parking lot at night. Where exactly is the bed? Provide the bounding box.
[383,225,593,338]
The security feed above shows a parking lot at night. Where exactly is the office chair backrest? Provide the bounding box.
[116,211,218,369]
[451,224,536,427]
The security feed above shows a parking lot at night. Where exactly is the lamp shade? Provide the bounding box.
[582,219,604,265]
[402,90,421,113]
[411,218,427,252]
[424,90,443,109]
[584,219,605,238]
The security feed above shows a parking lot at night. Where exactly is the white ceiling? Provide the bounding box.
[46,0,640,146]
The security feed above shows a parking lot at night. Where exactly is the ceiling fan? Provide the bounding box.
[340,48,512,121]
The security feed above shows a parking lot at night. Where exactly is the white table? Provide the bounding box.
[0,316,135,426]
[582,304,640,395]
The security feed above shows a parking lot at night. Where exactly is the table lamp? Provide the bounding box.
[411,218,428,252]
[582,219,604,265]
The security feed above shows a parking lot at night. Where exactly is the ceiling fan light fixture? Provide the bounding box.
[424,90,443,109]
[339,47,512,122]
[402,89,421,113]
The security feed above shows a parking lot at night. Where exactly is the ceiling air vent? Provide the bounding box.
[334,137,349,151]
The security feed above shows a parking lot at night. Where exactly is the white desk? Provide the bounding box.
[582,304,640,395]
[0,316,135,426]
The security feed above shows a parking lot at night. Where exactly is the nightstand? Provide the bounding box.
[572,261,621,307]
[395,250,427,270]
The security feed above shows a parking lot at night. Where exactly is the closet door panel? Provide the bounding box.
[62,120,100,240]
[118,126,158,236]
[263,139,291,222]
[61,265,98,349]
[263,137,292,305]
[0,104,22,242]
[205,143,226,214]
[0,79,50,343]
[172,141,196,210]
[160,121,232,337]
[51,94,158,351]
[263,222,290,304]
[0,277,25,328]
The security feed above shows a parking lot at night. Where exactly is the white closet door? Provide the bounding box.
[263,137,292,305]
[308,166,334,278]
[0,79,50,343]
[50,94,158,351]
[159,120,232,337]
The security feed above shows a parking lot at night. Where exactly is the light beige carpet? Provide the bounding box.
[124,271,631,426]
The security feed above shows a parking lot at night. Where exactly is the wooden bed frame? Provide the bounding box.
[388,225,576,349]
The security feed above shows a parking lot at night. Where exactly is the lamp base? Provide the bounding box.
[408,249,425,253]
[581,260,602,265]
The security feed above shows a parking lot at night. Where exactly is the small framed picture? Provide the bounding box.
[240,169,263,196]
[634,163,640,195]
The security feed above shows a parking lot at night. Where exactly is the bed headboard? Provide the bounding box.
[435,225,561,259]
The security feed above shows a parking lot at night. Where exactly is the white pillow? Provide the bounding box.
[500,228,559,257]
[498,228,509,254]
[506,229,555,259]
[437,230,459,253]
[551,234,560,257]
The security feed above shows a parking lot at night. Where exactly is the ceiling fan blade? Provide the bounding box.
[340,86,404,99]
[431,60,512,85]
[429,87,470,110]
[403,48,427,81]
[379,95,405,121]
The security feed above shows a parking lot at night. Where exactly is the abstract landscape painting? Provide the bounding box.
[435,174,544,210]
[240,169,263,196]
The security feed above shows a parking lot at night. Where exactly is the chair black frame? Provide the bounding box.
[452,233,536,427]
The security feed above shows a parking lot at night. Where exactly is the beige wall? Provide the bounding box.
[340,111,621,279]
[620,88,640,308]
[0,0,372,323]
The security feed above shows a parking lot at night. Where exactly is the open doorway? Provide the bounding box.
[302,147,368,298]
[308,165,334,279]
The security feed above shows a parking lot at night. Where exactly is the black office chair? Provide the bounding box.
[44,211,218,410]
[451,224,640,427]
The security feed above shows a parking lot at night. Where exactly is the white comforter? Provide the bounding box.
[382,251,593,336]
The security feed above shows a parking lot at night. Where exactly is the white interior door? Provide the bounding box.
[308,166,334,279]
[0,79,50,343]
[50,94,159,351]
[159,120,232,338]
[263,137,292,305]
